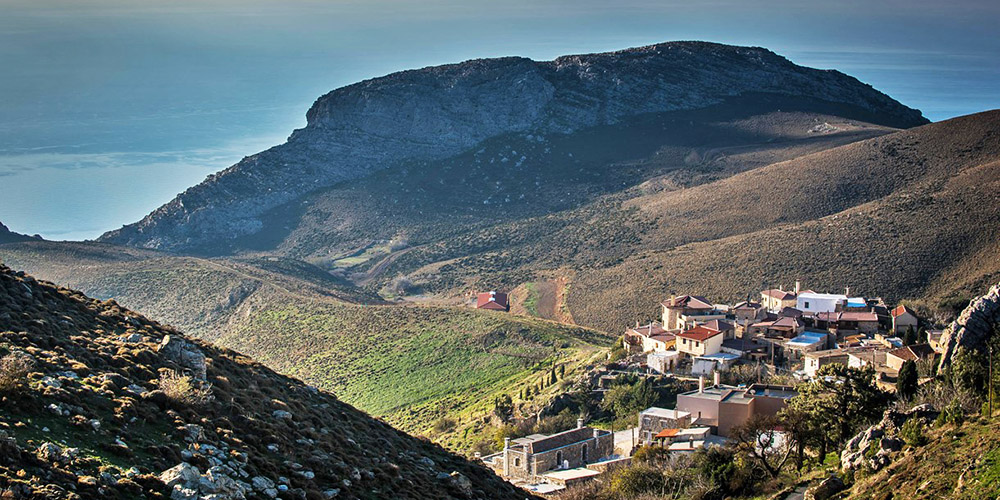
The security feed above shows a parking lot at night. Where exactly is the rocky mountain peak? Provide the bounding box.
[99,41,927,254]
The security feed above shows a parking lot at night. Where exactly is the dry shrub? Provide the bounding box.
[158,369,212,407]
[0,352,35,394]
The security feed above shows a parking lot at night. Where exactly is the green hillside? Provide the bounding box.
[0,243,610,449]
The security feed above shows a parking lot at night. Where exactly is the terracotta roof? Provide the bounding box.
[678,325,723,342]
[654,428,679,439]
[761,289,795,300]
[650,333,676,343]
[476,291,508,309]
[661,295,714,310]
[888,343,935,362]
[772,316,803,328]
[891,305,917,318]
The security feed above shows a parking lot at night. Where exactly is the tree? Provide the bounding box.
[729,415,795,478]
[493,394,513,421]
[902,326,917,346]
[601,377,657,423]
[897,360,919,399]
[550,368,558,385]
[785,364,889,459]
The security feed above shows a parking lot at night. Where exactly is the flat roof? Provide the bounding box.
[641,407,691,419]
[542,468,602,481]
[797,292,848,300]
[696,352,741,361]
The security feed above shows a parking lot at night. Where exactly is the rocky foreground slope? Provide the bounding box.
[100,41,926,253]
[0,265,532,500]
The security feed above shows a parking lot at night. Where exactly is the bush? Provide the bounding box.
[936,400,965,427]
[433,417,456,434]
[608,465,666,497]
[899,418,927,447]
[0,351,35,395]
[158,370,212,407]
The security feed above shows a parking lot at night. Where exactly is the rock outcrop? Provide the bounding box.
[938,281,1000,371]
[99,41,927,254]
[841,404,938,473]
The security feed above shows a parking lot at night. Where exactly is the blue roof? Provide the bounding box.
[847,297,867,307]
[696,352,741,361]
[788,331,827,346]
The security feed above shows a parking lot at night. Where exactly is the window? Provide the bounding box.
[514,457,521,467]
[582,444,588,462]
[556,451,563,468]
[805,301,810,308]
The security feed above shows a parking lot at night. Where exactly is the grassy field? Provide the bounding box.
[215,297,610,434]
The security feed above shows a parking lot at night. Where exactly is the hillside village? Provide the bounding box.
[471,281,947,496]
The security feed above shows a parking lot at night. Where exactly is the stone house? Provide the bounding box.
[623,322,676,353]
[675,325,724,359]
[638,407,692,444]
[815,311,879,336]
[732,300,766,325]
[661,295,718,330]
[761,288,798,312]
[484,422,613,482]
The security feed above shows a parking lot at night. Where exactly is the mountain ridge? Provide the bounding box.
[99,41,926,254]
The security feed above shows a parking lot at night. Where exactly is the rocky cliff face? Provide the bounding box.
[938,280,1000,371]
[99,41,927,254]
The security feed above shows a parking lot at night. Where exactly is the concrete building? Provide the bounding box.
[891,305,919,334]
[803,349,850,378]
[691,352,740,375]
[796,292,848,315]
[483,420,613,482]
[815,311,879,335]
[784,331,831,359]
[675,325,725,359]
[647,351,681,374]
[676,383,797,437]
[638,407,692,444]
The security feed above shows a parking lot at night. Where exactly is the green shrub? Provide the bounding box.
[936,400,965,427]
[433,417,456,433]
[608,465,666,497]
[158,369,212,407]
[899,418,927,447]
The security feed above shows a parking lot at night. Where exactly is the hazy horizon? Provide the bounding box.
[2,0,998,241]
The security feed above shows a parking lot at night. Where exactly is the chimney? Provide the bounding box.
[713,370,721,386]
[795,280,801,295]
[845,286,851,297]
[576,417,584,429]
[636,320,640,329]
[504,437,510,450]
[698,375,705,393]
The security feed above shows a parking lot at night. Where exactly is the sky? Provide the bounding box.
[1,0,998,241]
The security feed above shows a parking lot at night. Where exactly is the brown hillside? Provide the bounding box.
[0,265,533,499]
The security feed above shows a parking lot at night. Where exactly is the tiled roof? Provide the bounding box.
[888,343,935,362]
[678,325,723,342]
[476,291,508,309]
[661,295,714,309]
[654,428,679,439]
[891,305,917,318]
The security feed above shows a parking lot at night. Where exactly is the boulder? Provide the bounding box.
[159,335,207,380]
[160,463,200,490]
[804,475,845,500]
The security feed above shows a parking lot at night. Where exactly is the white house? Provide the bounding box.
[796,292,847,315]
